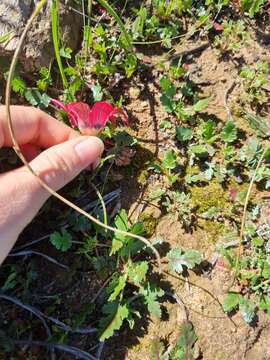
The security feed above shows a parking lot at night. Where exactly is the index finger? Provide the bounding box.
[0,105,79,148]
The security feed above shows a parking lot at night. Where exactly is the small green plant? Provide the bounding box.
[241,0,268,17]
[131,1,183,48]
[150,149,180,184]
[151,321,198,360]
[245,114,270,139]
[99,209,164,340]
[223,292,256,323]
[6,72,51,108]
[50,229,73,252]
[221,221,270,322]
[167,247,203,274]
[240,62,269,106]
[162,191,194,226]
[214,20,250,55]
[160,76,210,121]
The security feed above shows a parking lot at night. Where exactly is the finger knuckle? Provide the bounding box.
[42,150,72,185]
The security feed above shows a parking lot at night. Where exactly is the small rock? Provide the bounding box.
[129,86,141,100]
[0,0,82,72]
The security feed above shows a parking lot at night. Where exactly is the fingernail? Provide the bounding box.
[75,137,104,165]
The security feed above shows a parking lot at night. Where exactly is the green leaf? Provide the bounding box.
[173,322,198,359]
[160,94,175,113]
[108,275,127,301]
[25,89,39,106]
[189,144,215,158]
[262,262,270,278]
[221,121,237,143]
[2,271,18,291]
[149,187,166,201]
[238,137,262,166]
[132,5,147,39]
[223,292,239,313]
[160,77,176,97]
[24,89,51,108]
[91,83,104,101]
[185,173,206,184]
[0,31,14,44]
[99,301,129,341]
[167,248,203,274]
[50,230,72,252]
[60,47,72,59]
[123,54,137,78]
[11,77,26,95]
[51,0,68,88]
[140,284,164,318]
[246,114,270,138]
[126,261,148,286]
[83,25,93,46]
[110,210,145,257]
[251,237,264,247]
[176,126,193,142]
[162,149,178,170]
[241,0,266,17]
[76,236,97,256]
[193,98,210,112]
[119,222,145,257]
[239,296,256,323]
[198,120,217,142]
[110,209,129,255]
[160,120,172,130]
[115,209,129,231]
[260,296,270,316]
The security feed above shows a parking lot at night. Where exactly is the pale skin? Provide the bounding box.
[0,106,104,265]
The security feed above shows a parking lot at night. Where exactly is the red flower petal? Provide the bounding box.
[88,102,128,130]
[51,99,92,129]
[51,99,67,112]
[66,102,92,129]
[51,99,128,135]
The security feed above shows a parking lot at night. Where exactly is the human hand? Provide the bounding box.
[0,106,104,265]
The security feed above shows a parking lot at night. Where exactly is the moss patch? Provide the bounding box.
[139,212,158,236]
[137,169,150,185]
[190,181,228,214]
[199,219,226,243]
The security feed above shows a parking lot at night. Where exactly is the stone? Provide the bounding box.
[0,0,82,72]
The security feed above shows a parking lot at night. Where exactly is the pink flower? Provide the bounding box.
[229,188,238,202]
[213,22,224,31]
[51,99,128,136]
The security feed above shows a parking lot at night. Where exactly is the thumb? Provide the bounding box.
[0,136,103,264]
[30,136,104,194]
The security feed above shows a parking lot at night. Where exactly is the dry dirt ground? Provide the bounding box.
[101,27,270,360]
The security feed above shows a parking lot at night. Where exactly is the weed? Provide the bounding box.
[241,0,268,17]
[240,62,269,106]
[151,321,198,360]
[221,221,270,322]
[214,20,250,55]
